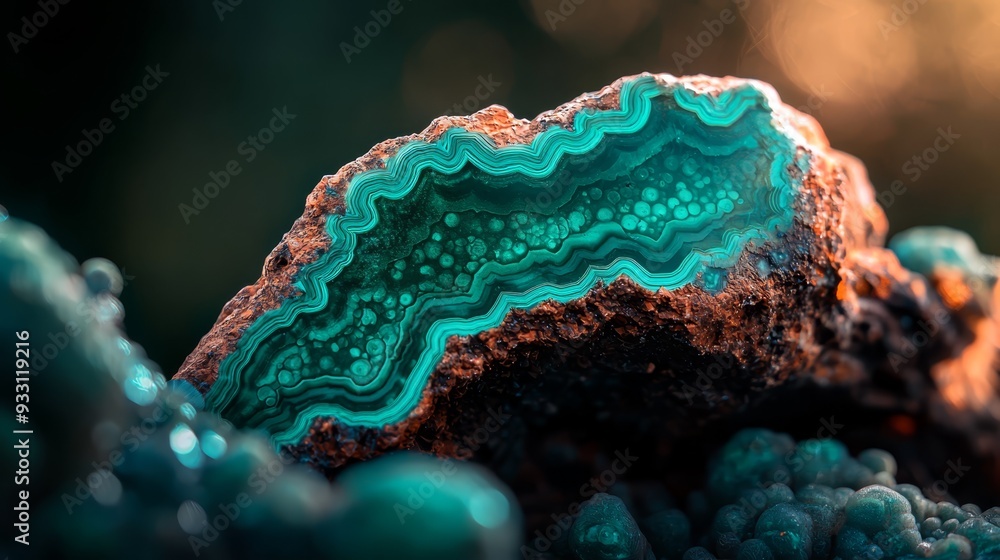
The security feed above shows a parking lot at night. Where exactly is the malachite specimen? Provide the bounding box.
[204,74,810,445]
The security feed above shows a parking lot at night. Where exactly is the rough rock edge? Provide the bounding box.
[176,72,867,391]
[174,73,999,477]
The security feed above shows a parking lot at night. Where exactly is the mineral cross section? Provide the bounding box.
[175,73,999,473]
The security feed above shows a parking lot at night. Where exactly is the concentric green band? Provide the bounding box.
[206,75,808,446]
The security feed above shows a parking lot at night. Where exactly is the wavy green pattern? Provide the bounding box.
[206,75,808,445]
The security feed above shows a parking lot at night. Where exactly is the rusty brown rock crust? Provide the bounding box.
[175,73,999,479]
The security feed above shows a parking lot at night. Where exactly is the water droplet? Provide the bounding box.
[81,257,124,296]
[170,424,198,455]
[124,363,158,406]
[93,294,125,323]
[180,402,197,419]
[91,471,123,506]
[469,488,510,528]
[170,423,203,469]
[201,430,228,459]
[177,500,208,534]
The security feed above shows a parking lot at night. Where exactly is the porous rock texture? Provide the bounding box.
[175,75,999,503]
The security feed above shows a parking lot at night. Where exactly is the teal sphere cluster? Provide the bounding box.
[513,429,1000,560]
[0,216,523,560]
[652,429,999,560]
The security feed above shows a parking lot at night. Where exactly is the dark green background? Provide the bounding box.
[3,0,997,376]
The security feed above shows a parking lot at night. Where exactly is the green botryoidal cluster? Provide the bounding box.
[693,428,1000,559]
[890,227,995,281]
[891,226,999,306]
[532,429,1000,560]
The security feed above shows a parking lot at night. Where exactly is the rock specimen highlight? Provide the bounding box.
[175,73,998,485]
[181,74,812,445]
[6,71,999,559]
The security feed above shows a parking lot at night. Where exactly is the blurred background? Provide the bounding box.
[2,0,998,377]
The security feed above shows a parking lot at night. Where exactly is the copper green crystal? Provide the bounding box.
[206,75,808,445]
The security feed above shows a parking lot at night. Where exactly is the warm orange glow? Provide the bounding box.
[935,271,975,310]
[933,318,999,412]
[743,0,920,108]
[958,0,1000,105]
[529,0,659,56]
[401,21,514,118]
[888,414,916,436]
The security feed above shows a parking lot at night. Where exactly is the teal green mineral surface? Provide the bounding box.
[325,453,522,560]
[206,75,809,445]
[891,226,998,285]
